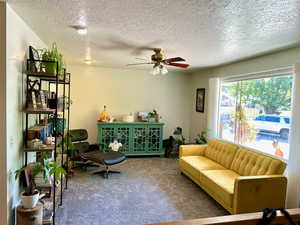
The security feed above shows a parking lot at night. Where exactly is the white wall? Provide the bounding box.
[189,69,212,141]
[6,4,47,224]
[69,65,191,143]
[0,2,7,225]
[189,46,300,140]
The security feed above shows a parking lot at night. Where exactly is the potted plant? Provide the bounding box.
[42,42,64,75]
[148,109,160,122]
[195,128,210,144]
[169,127,185,158]
[173,127,185,145]
[15,153,66,209]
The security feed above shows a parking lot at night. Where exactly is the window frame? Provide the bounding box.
[217,68,294,159]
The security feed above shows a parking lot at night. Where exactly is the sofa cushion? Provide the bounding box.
[230,147,287,176]
[205,139,239,169]
[200,170,239,207]
[180,156,225,178]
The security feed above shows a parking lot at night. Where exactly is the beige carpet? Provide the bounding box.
[56,158,227,225]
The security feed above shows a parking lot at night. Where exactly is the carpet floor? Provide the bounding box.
[56,158,227,225]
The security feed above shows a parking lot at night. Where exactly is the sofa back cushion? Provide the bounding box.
[230,147,286,175]
[205,139,239,168]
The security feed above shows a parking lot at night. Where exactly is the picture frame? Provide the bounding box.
[196,88,205,112]
[29,45,40,72]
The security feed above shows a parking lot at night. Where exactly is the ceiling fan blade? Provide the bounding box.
[163,57,185,63]
[126,62,153,66]
[135,57,148,61]
[166,62,190,68]
[94,36,164,55]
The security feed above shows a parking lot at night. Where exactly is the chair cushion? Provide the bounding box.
[200,170,239,207]
[180,156,225,178]
[230,147,287,176]
[205,139,239,169]
[82,151,126,165]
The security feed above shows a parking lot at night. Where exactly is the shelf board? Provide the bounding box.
[25,71,56,77]
[23,145,55,152]
[24,108,55,114]
[29,124,51,131]
[40,77,70,84]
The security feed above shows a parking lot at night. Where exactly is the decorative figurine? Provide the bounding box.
[98,105,110,122]
[109,140,122,152]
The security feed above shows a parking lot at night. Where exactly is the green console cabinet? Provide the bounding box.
[97,122,164,156]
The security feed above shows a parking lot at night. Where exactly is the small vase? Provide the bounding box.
[155,114,160,122]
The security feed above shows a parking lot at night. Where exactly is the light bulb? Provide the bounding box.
[84,59,92,65]
[150,66,160,76]
[77,28,87,35]
[160,66,168,75]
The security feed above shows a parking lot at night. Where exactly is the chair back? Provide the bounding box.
[70,129,88,142]
[69,129,90,157]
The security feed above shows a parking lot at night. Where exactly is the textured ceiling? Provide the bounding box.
[8,0,300,71]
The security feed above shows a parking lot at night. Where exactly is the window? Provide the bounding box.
[218,75,293,160]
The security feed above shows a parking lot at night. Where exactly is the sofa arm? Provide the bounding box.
[179,145,207,158]
[233,175,287,214]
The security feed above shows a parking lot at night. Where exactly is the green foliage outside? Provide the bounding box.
[230,76,292,114]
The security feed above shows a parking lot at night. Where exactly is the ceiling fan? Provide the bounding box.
[127,48,189,75]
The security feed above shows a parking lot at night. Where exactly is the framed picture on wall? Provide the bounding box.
[196,88,205,112]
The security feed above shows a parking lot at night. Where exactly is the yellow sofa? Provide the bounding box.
[179,138,287,214]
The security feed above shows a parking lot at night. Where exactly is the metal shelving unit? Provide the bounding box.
[23,59,71,225]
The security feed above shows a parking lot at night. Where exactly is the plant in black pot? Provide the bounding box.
[15,153,66,209]
[171,127,186,157]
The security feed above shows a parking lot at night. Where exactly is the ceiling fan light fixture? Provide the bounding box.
[70,25,88,35]
[84,59,92,65]
[160,66,168,75]
[150,66,160,76]
[77,28,88,35]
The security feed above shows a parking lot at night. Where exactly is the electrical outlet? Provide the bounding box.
[9,136,14,147]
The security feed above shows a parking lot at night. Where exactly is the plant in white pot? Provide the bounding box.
[15,153,66,209]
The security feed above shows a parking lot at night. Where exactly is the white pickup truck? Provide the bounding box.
[253,115,290,139]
